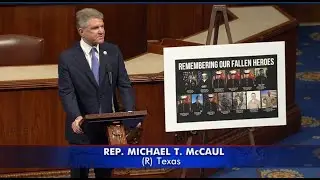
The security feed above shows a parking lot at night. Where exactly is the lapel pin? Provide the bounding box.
[103,51,107,55]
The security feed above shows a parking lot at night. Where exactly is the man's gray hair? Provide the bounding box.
[76,8,104,29]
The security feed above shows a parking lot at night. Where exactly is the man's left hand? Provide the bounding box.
[136,122,142,128]
[126,111,141,128]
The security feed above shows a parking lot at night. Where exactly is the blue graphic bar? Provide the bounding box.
[0,145,319,168]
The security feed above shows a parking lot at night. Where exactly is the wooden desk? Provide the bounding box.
[0,5,301,178]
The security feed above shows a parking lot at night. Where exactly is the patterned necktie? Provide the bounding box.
[90,47,99,85]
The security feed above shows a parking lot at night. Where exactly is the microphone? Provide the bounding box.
[106,64,115,113]
[107,68,112,86]
[105,64,113,85]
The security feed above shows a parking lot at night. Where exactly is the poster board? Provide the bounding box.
[163,41,286,132]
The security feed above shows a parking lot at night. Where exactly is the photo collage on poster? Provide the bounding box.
[175,55,279,123]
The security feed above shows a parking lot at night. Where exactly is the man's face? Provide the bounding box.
[79,18,105,45]
[251,93,256,100]
[244,74,249,78]
[231,74,235,79]
[202,74,208,80]
[259,70,264,76]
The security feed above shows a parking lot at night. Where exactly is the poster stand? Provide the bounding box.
[180,5,256,178]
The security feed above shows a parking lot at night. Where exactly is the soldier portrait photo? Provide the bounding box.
[261,90,278,108]
[226,69,240,89]
[241,69,255,88]
[218,92,232,113]
[232,92,247,110]
[191,94,203,114]
[247,91,261,109]
[197,71,212,91]
[203,93,218,114]
[212,70,226,89]
[182,71,197,91]
[177,95,191,114]
[254,68,268,86]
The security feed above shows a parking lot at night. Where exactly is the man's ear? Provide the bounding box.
[78,28,84,36]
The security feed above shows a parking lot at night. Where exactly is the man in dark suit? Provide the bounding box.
[58,8,135,178]
[198,72,211,89]
[255,68,267,85]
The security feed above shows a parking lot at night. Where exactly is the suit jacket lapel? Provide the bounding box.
[74,43,99,89]
[99,44,108,86]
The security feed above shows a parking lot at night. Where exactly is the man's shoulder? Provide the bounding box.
[60,43,78,58]
[101,41,121,53]
[102,41,118,48]
[59,43,79,64]
[60,48,74,58]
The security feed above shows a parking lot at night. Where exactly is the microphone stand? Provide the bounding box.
[108,71,115,113]
[106,64,115,113]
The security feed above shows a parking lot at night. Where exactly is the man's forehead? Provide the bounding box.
[87,18,104,26]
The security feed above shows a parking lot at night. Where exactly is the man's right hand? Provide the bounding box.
[72,116,84,134]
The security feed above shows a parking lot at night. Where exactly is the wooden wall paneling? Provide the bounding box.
[146,4,204,40]
[0,88,67,146]
[74,4,148,60]
[40,6,77,64]
[0,5,76,65]
[146,4,239,41]
[0,4,238,66]
[278,4,320,23]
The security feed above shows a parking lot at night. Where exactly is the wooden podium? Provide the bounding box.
[84,110,155,177]
[84,110,147,145]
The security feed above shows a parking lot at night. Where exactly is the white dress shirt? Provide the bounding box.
[80,38,100,69]
[79,39,134,115]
